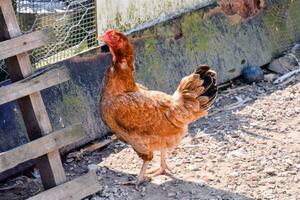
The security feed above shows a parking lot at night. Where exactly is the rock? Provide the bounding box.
[268,55,298,74]
[202,173,215,182]
[167,192,176,197]
[264,168,277,176]
[90,195,101,200]
[264,73,277,82]
[66,158,74,163]
[227,148,247,158]
[247,173,261,181]
[228,171,239,178]
[286,158,293,165]
[88,164,101,171]
[140,187,146,196]
[188,166,200,171]
[197,182,206,187]
[242,65,264,83]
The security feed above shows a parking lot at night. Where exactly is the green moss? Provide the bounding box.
[63,96,82,108]
[289,0,299,19]
[181,12,208,52]
[50,82,86,124]
[14,110,27,134]
[136,29,166,87]
[288,0,300,39]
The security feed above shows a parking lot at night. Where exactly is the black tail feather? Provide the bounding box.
[194,65,218,109]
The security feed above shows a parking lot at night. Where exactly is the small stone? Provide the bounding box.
[198,182,205,187]
[288,171,297,175]
[264,168,277,176]
[202,173,215,182]
[88,164,101,171]
[268,179,276,184]
[127,176,134,181]
[227,148,246,158]
[264,73,276,82]
[188,165,199,171]
[268,55,298,74]
[286,159,293,165]
[167,192,176,197]
[230,133,239,138]
[228,171,239,178]
[90,195,101,200]
[66,158,74,163]
[247,173,260,181]
[140,187,146,196]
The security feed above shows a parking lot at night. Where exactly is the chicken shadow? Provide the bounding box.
[188,80,299,142]
[90,167,254,200]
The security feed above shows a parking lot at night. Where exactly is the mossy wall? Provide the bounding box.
[131,0,300,91]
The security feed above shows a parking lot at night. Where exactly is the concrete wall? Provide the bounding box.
[96,0,216,34]
[1,0,300,153]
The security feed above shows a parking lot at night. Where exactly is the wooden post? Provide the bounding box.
[0,0,66,189]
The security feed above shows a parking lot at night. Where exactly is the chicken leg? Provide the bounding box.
[146,150,173,177]
[120,160,151,190]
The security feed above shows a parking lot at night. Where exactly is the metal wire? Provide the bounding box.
[0,0,97,81]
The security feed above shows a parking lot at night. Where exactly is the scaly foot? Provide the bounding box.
[146,165,173,177]
[119,176,151,190]
[119,160,151,190]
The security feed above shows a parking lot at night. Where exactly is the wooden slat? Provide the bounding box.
[28,171,100,200]
[0,124,85,173]
[0,66,70,105]
[0,160,35,181]
[0,29,54,60]
[0,0,66,189]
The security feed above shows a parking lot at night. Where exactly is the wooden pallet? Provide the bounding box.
[0,0,100,199]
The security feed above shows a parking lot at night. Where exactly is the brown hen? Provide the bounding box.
[98,30,217,188]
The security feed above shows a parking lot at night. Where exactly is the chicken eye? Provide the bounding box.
[111,35,119,41]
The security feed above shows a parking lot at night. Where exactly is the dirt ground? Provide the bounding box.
[0,72,299,200]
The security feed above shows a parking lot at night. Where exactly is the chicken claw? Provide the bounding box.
[119,176,151,190]
[146,150,173,177]
[119,160,151,190]
[146,165,173,177]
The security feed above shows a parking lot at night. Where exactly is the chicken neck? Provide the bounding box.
[103,50,138,96]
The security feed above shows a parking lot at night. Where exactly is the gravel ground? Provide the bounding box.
[1,73,299,200]
[78,73,299,200]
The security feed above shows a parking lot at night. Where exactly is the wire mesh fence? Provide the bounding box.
[0,0,97,81]
[264,0,300,56]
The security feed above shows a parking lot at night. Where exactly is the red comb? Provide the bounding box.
[104,29,114,35]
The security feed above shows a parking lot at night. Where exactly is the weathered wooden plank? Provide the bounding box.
[0,124,85,173]
[28,171,100,200]
[0,66,70,105]
[0,160,35,181]
[0,0,66,189]
[0,29,54,60]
